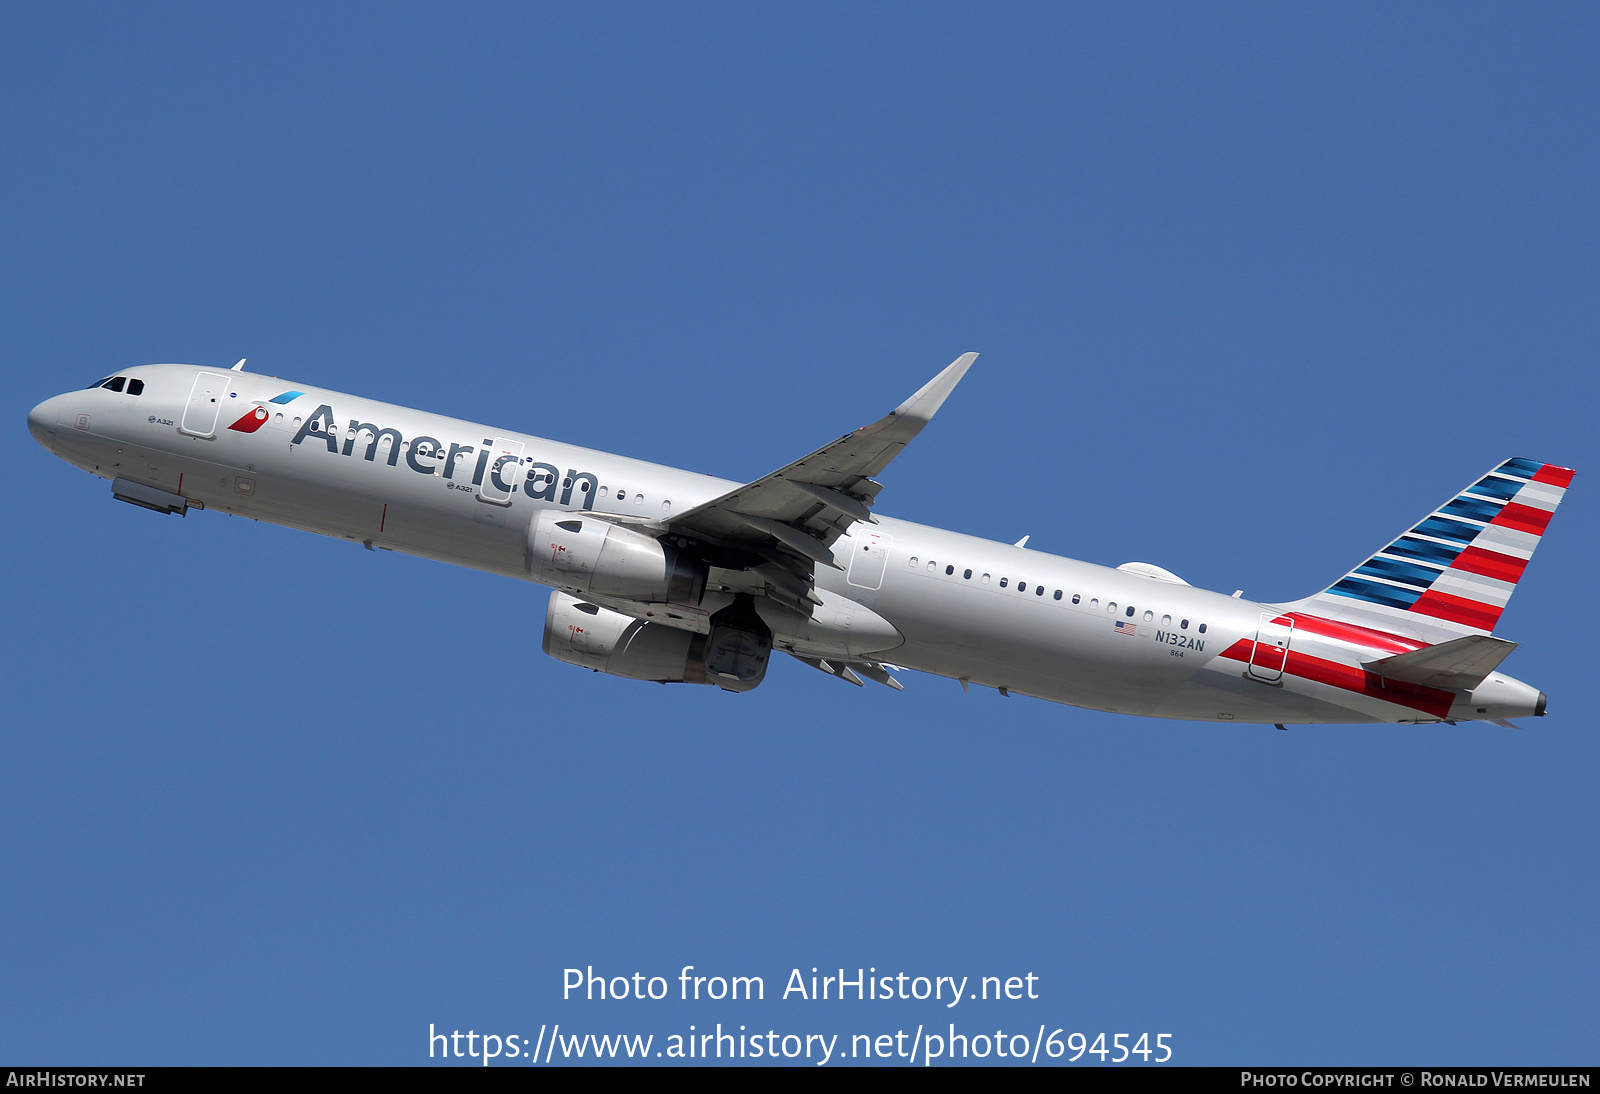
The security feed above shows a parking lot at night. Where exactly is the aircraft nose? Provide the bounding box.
[28,395,62,453]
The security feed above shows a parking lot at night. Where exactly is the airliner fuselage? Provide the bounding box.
[28,361,1559,726]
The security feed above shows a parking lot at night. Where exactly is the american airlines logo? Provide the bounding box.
[281,402,600,506]
[229,406,271,432]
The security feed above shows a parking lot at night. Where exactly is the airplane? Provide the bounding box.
[27,354,1570,727]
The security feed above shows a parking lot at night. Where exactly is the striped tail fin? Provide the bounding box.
[1286,458,1574,638]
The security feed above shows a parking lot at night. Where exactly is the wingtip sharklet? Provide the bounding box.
[892,351,978,422]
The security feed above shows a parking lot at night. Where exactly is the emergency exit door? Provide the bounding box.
[847,531,892,591]
[477,437,525,504]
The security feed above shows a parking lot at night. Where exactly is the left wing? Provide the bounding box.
[665,352,977,612]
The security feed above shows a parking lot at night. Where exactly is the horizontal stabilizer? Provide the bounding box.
[1362,634,1517,690]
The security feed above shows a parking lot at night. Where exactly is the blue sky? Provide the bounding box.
[2,3,1595,1066]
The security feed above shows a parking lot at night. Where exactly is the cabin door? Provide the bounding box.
[1248,614,1295,682]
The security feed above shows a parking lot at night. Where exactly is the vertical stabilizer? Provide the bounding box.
[1283,458,1574,638]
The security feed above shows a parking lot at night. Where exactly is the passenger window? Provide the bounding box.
[945,565,954,575]
[1198,623,1207,634]
[1035,586,1044,596]
[982,573,991,584]
[661,500,670,511]
[999,578,1008,588]
[1180,619,1189,630]
[909,557,919,568]
[928,560,937,571]
[617,491,626,500]
[1126,606,1136,617]
[1107,602,1116,613]
[1017,582,1026,592]
[598,486,609,497]
[1054,590,1062,601]
[1161,614,1171,626]
[127,379,144,396]
[103,377,125,392]
[1072,594,1080,605]
[963,569,972,580]
[1089,598,1098,608]
[1143,610,1153,621]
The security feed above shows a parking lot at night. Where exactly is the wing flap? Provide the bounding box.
[790,653,904,690]
[790,481,876,523]
[734,513,842,568]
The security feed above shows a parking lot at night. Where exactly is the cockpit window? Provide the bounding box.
[87,376,113,389]
[102,376,126,392]
[127,378,144,396]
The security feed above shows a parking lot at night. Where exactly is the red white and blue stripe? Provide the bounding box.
[1318,457,1573,633]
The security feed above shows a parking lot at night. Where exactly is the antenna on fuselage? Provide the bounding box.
[232,359,246,371]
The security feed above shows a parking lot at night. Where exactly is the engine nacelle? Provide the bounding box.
[543,592,772,693]
[528,509,705,604]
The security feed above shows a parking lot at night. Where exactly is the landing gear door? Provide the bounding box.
[179,372,232,438]
[1248,613,1294,682]
[477,437,525,505]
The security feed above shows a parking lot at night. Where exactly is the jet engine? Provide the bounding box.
[528,509,705,604]
[543,591,772,693]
